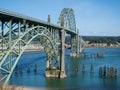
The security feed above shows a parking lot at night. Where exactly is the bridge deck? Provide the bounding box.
[0,9,77,35]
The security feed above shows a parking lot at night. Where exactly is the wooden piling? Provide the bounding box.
[82,64,85,73]
[34,64,37,73]
[19,64,22,74]
[27,64,30,73]
[90,64,94,73]
[99,66,102,77]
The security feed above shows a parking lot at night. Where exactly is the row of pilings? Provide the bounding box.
[14,64,37,74]
[99,66,117,78]
[70,52,104,58]
[81,64,94,73]
[14,63,118,79]
[71,64,118,79]
[81,52,104,59]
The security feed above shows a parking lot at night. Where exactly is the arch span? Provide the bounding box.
[0,26,59,85]
[58,8,76,32]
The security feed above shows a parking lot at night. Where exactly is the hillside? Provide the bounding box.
[82,36,120,44]
[65,36,120,44]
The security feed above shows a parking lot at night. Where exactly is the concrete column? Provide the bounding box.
[77,30,80,55]
[47,15,50,24]
[9,19,12,71]
[60,29,66,78]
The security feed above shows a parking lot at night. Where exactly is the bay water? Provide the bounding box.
[10,48,120,89]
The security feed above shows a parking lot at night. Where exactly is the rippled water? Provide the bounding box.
[10,48,120,89]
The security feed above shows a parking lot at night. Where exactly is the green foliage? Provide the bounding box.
[82,36,120,44]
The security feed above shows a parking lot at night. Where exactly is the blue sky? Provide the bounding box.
[0,0,120,36]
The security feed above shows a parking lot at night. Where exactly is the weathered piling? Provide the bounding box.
[34,64,37,73]
[82,64,85,73]
[90,64,94,73]
[103,66,106,77]
[75,65,78,72]
[19,64,22,74]
[99,66,102,77]
[15,65,18,74]
[82,52,104,59]
[97,52,104,58]
[106,67,110,78]
[27,64,30,73]
[99,66,117,78]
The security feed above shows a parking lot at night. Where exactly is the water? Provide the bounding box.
[10,48,120,89]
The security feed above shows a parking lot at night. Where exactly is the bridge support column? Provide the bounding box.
[77,30,80,56]
[45,15,66,78]
[59,29,66,78]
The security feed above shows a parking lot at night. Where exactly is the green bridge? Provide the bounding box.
[0,8,85,87]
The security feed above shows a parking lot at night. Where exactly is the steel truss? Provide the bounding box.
[0,19,59,86]
[0,8,85,86]
[58,8,83,55]
[58,8,76,32]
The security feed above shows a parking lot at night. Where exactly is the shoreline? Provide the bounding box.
[12,85,44,90]
[15,86,42,90]
[23,49,44,54]
[0,84,43,90]
[84,46,120,48]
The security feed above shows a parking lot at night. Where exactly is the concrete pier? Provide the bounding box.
[45,16,66,78]
[45,29,66,78]
[45,69,60,78]
[59,29,66,78]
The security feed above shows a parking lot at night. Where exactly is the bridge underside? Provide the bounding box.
[0,8,85,87]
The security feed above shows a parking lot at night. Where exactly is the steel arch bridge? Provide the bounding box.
[0,8,85,86]
[58,8,76,31]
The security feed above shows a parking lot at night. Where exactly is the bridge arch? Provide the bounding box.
[0,26,59,85]
[58,8,76,32]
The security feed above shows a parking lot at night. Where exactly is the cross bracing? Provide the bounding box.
[0,8,85,87]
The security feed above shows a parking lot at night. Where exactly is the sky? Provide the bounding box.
[0,0,120,36]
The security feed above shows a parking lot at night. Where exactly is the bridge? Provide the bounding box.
[0,8,85,86]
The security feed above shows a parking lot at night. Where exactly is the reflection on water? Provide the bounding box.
[10,48,120,89]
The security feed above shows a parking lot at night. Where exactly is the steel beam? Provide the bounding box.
[1,21,4,52]
[9,19,12,71]
[0,8,85,87]
[18,22,21,53]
